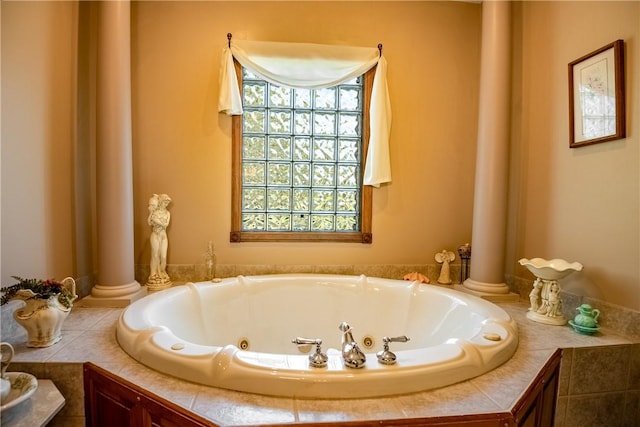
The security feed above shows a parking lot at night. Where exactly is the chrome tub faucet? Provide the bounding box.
[339,322,367,368]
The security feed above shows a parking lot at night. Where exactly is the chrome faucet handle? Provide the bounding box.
[385,335,410,344]
[292,337,328,368]
[376,335,410,365]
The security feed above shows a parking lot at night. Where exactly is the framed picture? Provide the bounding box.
[569,39,625,148]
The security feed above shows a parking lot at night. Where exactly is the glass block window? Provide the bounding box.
[231,63,374,243]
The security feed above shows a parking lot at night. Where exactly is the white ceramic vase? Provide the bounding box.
[13,277,77,347]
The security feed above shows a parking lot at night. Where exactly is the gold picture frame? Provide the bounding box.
[569,40,625,148]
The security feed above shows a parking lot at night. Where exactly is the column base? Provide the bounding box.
[79,281,147,308]
[455,279,519,303]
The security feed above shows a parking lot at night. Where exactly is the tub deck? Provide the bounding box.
[2,300,637,426]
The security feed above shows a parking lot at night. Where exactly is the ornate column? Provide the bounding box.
[84,0,146,307]
[462,1,517,301]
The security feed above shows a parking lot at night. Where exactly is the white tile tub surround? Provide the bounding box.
[1,297,638,426]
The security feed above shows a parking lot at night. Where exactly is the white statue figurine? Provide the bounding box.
[529,278,543,312]
[147,193,172,290]
[435,250,456,284]
[546,282,561,318]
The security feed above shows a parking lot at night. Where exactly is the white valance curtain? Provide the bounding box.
[218,39,392,187]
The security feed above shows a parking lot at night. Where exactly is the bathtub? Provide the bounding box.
[116,274,518,398]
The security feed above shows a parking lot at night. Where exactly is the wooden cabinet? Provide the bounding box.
[84,350,562,427]
[83,363,215,427]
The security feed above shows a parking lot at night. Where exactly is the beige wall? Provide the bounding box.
[130,1,481,267]
[508,1,640,310]
[1,1,77,281]
[2,1,639,311]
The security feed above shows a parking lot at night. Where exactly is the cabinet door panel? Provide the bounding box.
[539,365,559,426]
[94,389,137,426]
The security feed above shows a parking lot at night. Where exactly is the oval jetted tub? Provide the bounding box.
[116,274,518,398]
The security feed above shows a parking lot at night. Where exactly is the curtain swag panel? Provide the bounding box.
[218,39,392,187]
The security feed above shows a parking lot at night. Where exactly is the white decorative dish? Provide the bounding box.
[518,258,583,280]
[0,372,38,413]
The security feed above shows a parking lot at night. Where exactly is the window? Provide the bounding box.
[231,62,374,243]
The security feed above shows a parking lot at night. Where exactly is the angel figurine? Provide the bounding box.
[435,250,456,284]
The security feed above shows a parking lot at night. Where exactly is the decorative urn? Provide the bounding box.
[1,277,77,347]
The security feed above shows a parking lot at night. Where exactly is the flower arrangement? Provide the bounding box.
[1,276,76,309]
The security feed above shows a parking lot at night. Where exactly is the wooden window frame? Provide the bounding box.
[230,61,373,244]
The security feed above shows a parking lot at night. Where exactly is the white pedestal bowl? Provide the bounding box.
[518,258,583,326]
